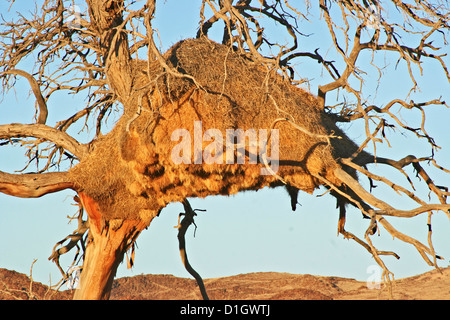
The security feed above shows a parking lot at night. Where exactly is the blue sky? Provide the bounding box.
[1,0,450,290]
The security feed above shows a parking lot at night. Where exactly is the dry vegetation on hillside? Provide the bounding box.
[1,267,449,300]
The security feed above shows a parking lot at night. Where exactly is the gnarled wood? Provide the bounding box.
[73,192,155,300]
[86,0,133,101]
[0,171,73,198]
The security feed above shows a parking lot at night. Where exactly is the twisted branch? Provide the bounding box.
[1,69,48,124]
[48,196,89,280]
[174,199,209,300]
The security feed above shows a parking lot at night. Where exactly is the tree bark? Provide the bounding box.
[86,0,133,100]
[0,171,73,198]
[73,192,151,300]
[68,1,148,300]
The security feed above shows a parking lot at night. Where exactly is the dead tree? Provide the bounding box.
[1,0,449,299]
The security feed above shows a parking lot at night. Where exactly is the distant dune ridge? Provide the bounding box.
[1,267,449,300]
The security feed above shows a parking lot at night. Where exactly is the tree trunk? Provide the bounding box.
[73,192,151,300]
[86,0,133,100]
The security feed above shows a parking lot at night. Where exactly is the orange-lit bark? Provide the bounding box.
[73,192,151,300]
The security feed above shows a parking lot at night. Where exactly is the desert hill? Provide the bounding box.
[1,267,449,300]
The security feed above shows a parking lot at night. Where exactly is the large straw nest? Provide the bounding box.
[69,37,362,221]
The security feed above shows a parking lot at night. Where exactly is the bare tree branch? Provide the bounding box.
[174,199,209,300]
[1,69,48,124]
[0,123,89,160]
[0,170,73,198]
